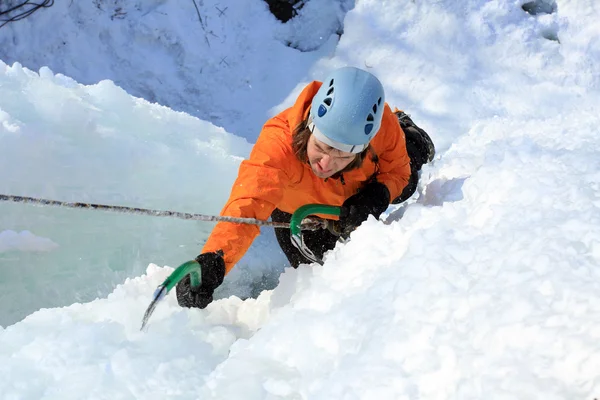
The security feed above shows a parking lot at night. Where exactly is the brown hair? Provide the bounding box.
[292,117,377,175]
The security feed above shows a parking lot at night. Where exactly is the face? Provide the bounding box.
[306,134,357,179]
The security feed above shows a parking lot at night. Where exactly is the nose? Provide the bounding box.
[319,154,332,170]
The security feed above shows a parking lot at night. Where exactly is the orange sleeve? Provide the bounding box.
[201,117,299,274]
[375,105,412,200]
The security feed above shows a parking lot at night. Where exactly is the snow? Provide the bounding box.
[1,0,600,398]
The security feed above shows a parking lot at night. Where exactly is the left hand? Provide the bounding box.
[176,251,226,309]
[338,181,390,237]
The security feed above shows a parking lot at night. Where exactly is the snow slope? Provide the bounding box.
[1,0,600,398]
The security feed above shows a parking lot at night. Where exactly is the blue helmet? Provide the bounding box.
[309,67,385,154]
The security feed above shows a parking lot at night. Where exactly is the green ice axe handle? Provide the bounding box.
[290,204,341,265]
[162,260,202,292]
[140,260,202,331]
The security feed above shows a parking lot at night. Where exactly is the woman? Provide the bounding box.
[177,67,435,309]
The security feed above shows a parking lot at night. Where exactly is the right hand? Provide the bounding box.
[176,251,226,309]
[338,181,390,238]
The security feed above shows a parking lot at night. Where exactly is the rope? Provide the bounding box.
[0,0,54,29]
[0,194,326,230]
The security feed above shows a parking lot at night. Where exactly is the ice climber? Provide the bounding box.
[176,66,435,309]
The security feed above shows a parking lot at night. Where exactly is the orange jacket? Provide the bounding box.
[202,81,411,273]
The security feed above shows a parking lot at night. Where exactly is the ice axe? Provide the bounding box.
[140,203,341,330]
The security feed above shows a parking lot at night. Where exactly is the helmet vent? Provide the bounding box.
[318,104,327,117]
[365,124,374,135]
[317,80,335,118]
[378,97,382,105]
[367,114,374,122]
[372,104,378,114]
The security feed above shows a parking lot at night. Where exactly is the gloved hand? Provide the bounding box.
[338,181,390,237]
[176,251,226,309]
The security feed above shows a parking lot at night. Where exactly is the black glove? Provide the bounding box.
[338,181,390,237]
[176,251,226,309]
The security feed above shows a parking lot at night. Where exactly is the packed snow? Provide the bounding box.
[1,0,600,398]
